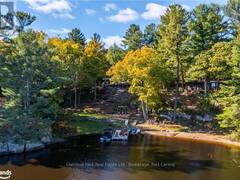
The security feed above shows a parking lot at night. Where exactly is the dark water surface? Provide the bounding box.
[1,135,240,180]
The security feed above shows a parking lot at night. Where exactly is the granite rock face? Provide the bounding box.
[41,136,52,145]
[0,143,8,156]
[8,143,24,154]
[1,141,47,156]
[25,142,45,152]
[196,115,213,122]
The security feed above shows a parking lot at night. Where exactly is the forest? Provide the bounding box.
[0,0,240,146]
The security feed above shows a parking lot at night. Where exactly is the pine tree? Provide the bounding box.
[15,11,36,33]
[226,0,240,24]
[188,4,229,56]
[106,44,125,65]
[188,41,232,96]
[67,28,86,47]
[143,23,157,47]
[84,33,108,100]
[157,4,189,121]
[0,30,61,143]
[217,31,240,140]
[0,11,36,39]
[123,24,143,50]
[188,3,230,96]
[48,37,83,108]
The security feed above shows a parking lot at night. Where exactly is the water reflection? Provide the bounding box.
[0,135,240,180]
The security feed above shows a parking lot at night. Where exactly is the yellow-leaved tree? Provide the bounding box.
[107,47,173,120]
[83,33,109,100]
[48,37,83,108]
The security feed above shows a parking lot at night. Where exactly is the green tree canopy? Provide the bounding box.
[157,4,189,120]
[143,23,157,47]
[106,44,125,65]
[107,47,173,119]
[123,24,143,50]
[188,41,232,82]
[83,33,108,85]
[0,30,61,143]
[188,4,230,56]
[67,28,86,47]
[216,31,240,140]
[15,11,36,33]
[226,0,240,24]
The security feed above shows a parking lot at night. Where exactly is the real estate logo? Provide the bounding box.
[0,170,12,180]
[0,1,14,30]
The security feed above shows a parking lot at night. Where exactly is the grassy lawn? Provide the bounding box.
[71,112,110,120]
[70,120,114,134]
[70,112,119,134]
[54,111,120,136]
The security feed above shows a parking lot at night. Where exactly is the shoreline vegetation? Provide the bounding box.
[0,112,123,157]
[62,112,240,149]
[1,1,240,159]
[1,112,240,157]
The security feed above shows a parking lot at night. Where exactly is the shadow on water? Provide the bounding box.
[0,134,224,175]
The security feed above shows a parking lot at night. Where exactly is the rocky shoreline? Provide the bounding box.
[0,116,118,157]
[3,120,239,157]
[0,135,67,156]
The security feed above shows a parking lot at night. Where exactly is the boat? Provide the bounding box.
[112,130,128,141]
[128,127,141,135]
[100,128,113,143]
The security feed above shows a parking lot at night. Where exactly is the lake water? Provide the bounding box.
[0,135,240,180]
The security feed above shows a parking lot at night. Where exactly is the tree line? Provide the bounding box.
[0,12,109,142]
[108,1,240,139]
[0,0,240,142]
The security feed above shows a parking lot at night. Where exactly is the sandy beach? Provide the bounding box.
[137,124,240,149]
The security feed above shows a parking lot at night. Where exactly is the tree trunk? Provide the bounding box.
[24,80,30,110]
[94,81,97,101]
[180,63,185,89]
[74,87,77,109]
[69,93,72,108]
[204,79,208,97]
[78,88,81,107]
[141,101,149,120]
[69,95,71,108]
[173,55,180,121]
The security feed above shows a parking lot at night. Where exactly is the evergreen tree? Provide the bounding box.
[0,11,36,39]
[157,4,189,120]
[226,0,240,24]
[48,37,83,108]
[0,30,61,143]
[188,42,232,96]
[67,28,86,47]
[15,11,36,33]
[217,31,240,140]
[188,4,229,56]
[84,33,108,100]
[143,23,157,47]
[106,44,125,65]
[123,24,143,50]
[188,4,230,96]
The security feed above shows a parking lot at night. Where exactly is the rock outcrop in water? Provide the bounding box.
[0,143,8,155]
[25,142,45,152]
[0,134,66,156]
[8,143,25,154]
